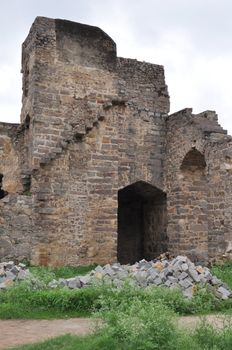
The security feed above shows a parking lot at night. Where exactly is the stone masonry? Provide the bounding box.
[0,17,232,266]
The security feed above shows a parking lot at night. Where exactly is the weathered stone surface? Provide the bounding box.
[67,277,82,289]
[0,16,232,266]
[217,286,231,299]
[31,256,232,300]
[0,262,31,288]
[1,256,231,300]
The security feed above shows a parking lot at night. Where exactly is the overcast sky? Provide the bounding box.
[1,0,232,134]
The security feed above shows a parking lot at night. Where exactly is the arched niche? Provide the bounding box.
[181,148,206,171]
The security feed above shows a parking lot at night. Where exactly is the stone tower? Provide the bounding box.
[0,17,231,266]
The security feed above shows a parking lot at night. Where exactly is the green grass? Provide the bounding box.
[0,280,230,320]
[212,261,232,290]
[7,334,121,350]
[29,264,96,281]
[0,282,101,319]
[0,262,232,320]
[0,303,89,319]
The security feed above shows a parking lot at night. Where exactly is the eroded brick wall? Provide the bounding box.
[2,17,169,266]
[1,16,232,266]
[165,109,232,263]
[0,122,35,262]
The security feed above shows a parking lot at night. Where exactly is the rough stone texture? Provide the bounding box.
[1,256,230,300]
[47,255,231,300]
[0,16,232,266]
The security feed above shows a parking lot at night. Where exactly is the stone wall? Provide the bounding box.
[165,109,232,263]
[0,16,232,266]
[0,17,170,265]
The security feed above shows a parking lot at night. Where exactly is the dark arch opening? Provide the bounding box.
[0,174,8,199]
[117,181,167,264]
[24,114,30,129]
[181,148,206,171]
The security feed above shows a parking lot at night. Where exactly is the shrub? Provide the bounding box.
[97,296,178,350]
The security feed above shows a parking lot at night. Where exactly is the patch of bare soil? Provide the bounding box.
[177,314,232,330]
[0,318,94,349]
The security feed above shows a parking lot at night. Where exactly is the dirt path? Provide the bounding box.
[177,314,232,329]
[0,315,232,349]
[0,318,94,349]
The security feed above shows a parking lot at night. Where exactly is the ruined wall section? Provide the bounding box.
[206,134,232,261]
[17,16,171,265]
[31,108,119,266]
[0,123,23,194]
[117,58,169,190]
[21,17,118,171]
[165,109,231,263]
[0,122,35,262]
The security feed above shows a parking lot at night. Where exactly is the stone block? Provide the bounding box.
[217,286,231,299]
[178,271,188,280]
[188,268,200,283]
[10,266,20,275]
[168,276,178,284]
[153,277,162,286]
[178,278,193,289]
[67,277,81,289]
[58,278,68,287]
[79,275,91,285]
[180,263,189,272]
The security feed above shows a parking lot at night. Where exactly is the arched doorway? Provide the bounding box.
[117,181,167,264]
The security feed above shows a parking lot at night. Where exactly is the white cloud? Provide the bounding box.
[0,0,232,135]
[0,62,21,123]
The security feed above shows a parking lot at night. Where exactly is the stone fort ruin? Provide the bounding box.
[0,16,232,266]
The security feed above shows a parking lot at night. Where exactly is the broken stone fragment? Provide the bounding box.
[5,261,14,269]
[102,265,115,277]
[168,276,178,284]
[79,275,91,285]
[196,265,204,274]
[67,277,81,289]
[18,263,26,269]
[147,267,159,279]
[48,279,59,289]
[179,278,193,289]
[188,268,200,283]
[178,271,189,280]
[58,278,68,287]
[211,277,222,286]
[95,272,103,280]
[180,263,189,272]
[95,265,104,274]
[153,261,164,271]
[10,266,20,275]
[217,286,231,299]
